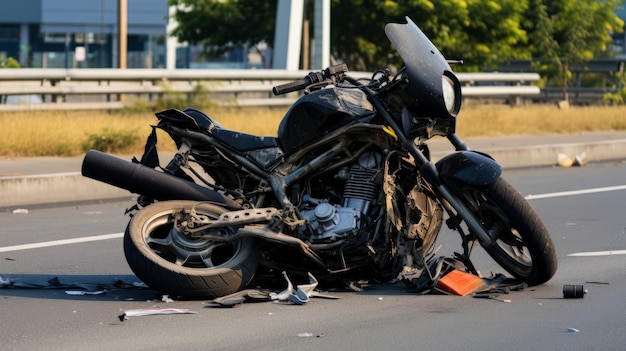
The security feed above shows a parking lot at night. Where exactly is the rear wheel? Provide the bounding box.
[460,178,557,285]
[124,201,260,299]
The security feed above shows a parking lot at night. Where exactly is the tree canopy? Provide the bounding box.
[169,0,624,75]
[522,0,624,100]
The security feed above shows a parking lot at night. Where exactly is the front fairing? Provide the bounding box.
[385,17,461,119]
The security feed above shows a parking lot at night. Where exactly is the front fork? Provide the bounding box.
[368,98,499,250]
[412,142,500,249]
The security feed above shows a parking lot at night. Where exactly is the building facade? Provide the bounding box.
[0,0,168,68]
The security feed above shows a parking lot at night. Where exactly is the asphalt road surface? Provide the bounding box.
[1,160,626,351]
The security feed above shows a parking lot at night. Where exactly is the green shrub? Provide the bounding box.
[154,83,215,111]
[603,88,626,105]
[0,56,20,68]
[82,128,139,153]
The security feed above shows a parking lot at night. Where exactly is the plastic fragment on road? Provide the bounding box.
[118,308,198,321]
[211,289,274,307]
[270,271,338,304]
[575,152,587,166]
[12,209,29,214]
[270,271,319,304]
[0,276,13,287]
[212,271,338,307]
[436,269,487,296]
[567,328,580,333]
[269,271,294,301]
[65,290,106,296]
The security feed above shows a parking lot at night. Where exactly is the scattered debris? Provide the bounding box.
[65,290,106,296]
[161,295,174,303]
[436,269,487,296]
[211,271,338,307]
[118,308,198,321]
[132,281,150,289]
[473,293,511,303]
[575,152,587,166]
[557,152,587,168]
[269,271,294,301]
[557,153,574,168]
[567,328,581,333]
[211,289,274,307]
[0,276,12,287]
[563,284,587,299]
[12,208,29,214]
[0,276,150,294]
[297,333,315,338]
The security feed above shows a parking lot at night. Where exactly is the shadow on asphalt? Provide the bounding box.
[0,274,161,302]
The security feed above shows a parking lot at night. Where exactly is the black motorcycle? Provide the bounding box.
[82,17,557,299]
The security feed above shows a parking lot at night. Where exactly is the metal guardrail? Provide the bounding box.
[0,69,541,111]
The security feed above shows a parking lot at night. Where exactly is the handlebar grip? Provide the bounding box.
[272,79,309,95]
[272,72,325,96]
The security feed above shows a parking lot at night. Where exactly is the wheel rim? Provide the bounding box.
[463,188,533,275]
[140,209,241,269]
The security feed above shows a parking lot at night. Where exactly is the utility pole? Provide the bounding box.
[272,0,304,70]
[273,0,329,70]
[118,0,127,69]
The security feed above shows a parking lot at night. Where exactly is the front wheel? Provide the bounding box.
[124,201,260,299]
[460,178,557,285]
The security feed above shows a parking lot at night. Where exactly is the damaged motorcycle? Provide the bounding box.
[82,17,557,299]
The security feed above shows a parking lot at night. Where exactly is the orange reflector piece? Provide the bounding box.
[436,269,486,296]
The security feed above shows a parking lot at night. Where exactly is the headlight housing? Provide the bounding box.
[442,72,462,117]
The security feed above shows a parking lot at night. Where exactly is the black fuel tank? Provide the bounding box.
[277,87,374,154]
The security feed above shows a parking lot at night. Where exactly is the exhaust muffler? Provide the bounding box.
[81,150,240,209]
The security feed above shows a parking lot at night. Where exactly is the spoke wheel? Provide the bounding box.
[461,178,557,285]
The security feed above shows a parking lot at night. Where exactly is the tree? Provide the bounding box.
[523,0,624,102]
[169,0,532,71]
[169,0,277,63]
[168,0,623,77]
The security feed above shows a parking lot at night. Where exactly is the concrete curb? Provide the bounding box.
[0,172,132,208]
[431,138,626,169]
[2,137,626,208]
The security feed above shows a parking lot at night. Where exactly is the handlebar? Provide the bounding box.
[272,64,349,96]
[272,72,324,95]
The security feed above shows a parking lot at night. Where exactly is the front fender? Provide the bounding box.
[435,150,502,186]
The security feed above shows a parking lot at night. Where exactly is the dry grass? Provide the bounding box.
[456,103,626,137]
[1,104,624,158]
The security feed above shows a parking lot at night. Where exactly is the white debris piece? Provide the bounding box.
[65,290,106,295]
[119,308,198,321]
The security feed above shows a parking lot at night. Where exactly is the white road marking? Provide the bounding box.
[526,185,626,257]
[2,185,625,253]
[0,233,124,253]
[568,250,626,257]
[525,185,626,200]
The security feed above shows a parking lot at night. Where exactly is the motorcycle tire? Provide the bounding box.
[460,177,557,286]
[124,200,260,299]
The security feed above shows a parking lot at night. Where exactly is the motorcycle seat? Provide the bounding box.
[183,107,279,152]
